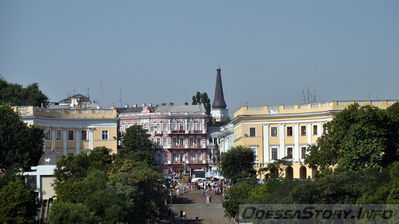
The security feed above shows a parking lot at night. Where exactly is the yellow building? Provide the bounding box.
[16,106,118,154]
[232,99,399,179]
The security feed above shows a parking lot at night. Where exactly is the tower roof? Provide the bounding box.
[212,66,227,109]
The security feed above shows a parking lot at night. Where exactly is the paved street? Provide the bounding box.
[169,189,231,224]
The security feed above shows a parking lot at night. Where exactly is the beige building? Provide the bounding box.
[232,99,399,179]
[16,106,118,154]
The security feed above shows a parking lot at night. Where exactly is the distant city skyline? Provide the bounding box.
[1,0,398,114]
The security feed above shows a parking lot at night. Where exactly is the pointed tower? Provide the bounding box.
[211,66,229,122]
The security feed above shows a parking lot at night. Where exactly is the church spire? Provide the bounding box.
[212,66,227,109]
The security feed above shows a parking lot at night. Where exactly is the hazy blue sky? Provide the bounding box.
[1,0,398,114]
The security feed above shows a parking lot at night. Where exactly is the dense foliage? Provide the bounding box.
[220,146,256,183]
[0,78,48,106]
[0,181,37,224]
[223,103,399,220]
[48,147,168,223]
[305,104,398,170]
[0,105,44,170]
[192,91,211,115]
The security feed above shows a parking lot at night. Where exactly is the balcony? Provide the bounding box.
[168,145,206,150]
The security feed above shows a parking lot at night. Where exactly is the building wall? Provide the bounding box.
[233,99,399,178]
[16,106,119,154]
[119,106,208,175]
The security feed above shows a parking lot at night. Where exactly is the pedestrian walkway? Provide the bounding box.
[170,190,231,224]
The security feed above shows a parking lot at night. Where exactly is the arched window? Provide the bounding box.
[300,166,307,179]
[285,166,293,179]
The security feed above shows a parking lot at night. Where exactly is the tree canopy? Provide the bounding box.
[305,104,399,171]
[0,105,44,170]
[0,181,37,224]
[220,145,256,182]
[0,78,48,107]
[192,91,211,115]
[49,147,168,224]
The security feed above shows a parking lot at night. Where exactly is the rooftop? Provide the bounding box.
[234,99,399,118]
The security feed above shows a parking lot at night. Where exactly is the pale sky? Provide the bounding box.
[1,0,398,114]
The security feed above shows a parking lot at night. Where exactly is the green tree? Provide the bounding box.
[121,125,152,164]
[47,202,97,224]
[0,105,44,170]
[0,181,37,224]
[220,146,256,182]
[305,104,397,171]
[51,147,168,223]
[122,125,151,153]
[222,180,254,219]
[108,161,168,223]
[258,158,292,179]
[0,78,48,106]
[192,91,211,115]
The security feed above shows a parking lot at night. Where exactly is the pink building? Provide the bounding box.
[117,104,208,175]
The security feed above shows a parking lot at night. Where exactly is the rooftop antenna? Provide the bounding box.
[100,81,103,107]
[119,89,123,107]
[313,89,316,103]
[87,87,90,99]
[301,90,306,104]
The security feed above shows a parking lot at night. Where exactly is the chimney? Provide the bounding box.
[124,104,129,108]
[133,104,137,108]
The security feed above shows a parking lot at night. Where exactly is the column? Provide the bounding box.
[263,125,269,164]
[317,122,323,137]
[51,128,56,150]
[293,123,300,162]
[75,128,80,154]
[89,128,94,150]
[279,124,285,159]
[62,128,67,155]
[307,123,312,145]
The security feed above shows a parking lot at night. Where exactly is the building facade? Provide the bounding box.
[16,106,119,154]
[118,104,208,175]
[232,99,399,179]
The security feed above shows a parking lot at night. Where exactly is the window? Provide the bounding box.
[163,152,168,163]
[189,151,194,162]
[301,126,307,136]
[179,138,184,146]
[250,146,258,162]
[81,130,87,140]
[45,130,51,140]
[102,130,108,140]
[271,127,278,137]
[68,130,74,140]
[189,122,194,131]
[197,138,202,146]
[156,137,160,145]
[189,138,194,146]
[56,130,62,140]
[313,125,318,135]
[172,122,177,130]
[271,147,278,160]
[197,122,202,131]
[287,147,293,159]
[163,123,168,131]
[163,137,167,146]
[209,138,213,144]
[301,147,307,159]
[249,127,256,137]
[286,127,293,136]
[179,122,184,131]
[172,138,177,146]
